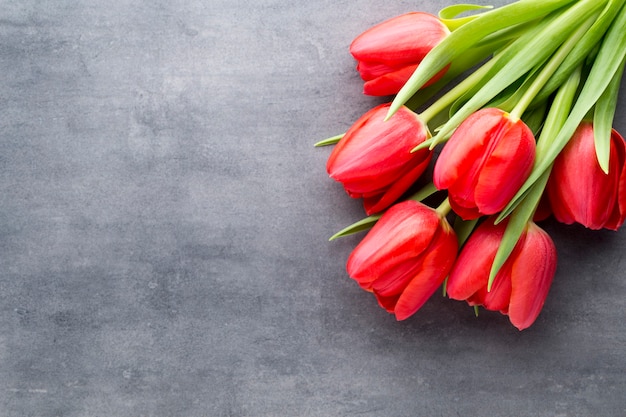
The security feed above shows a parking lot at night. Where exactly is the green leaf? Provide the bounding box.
[386,0,580,120]
[593,55,625,173]
[405,37,511,112]
[502,2,626,216]
[444,20,551,118]
[439,4,494,31]
[530,0,625,107]
[453,217,479,247]
[431,0,606,145]
[482,76,531,114]
[509,12,599,119]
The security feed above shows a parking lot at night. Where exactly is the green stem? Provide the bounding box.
[509,13,598,120]
[436,197,452,218]
[419,57,498,124]
[408,182,439,203]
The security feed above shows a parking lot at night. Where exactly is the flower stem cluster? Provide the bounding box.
[317,0,626,330]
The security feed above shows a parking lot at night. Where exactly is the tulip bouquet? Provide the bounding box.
[317,0,626,330]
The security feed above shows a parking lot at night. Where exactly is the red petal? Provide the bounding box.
[446,218,505,301]
[362,64,449,96]
[508,223,557,330]
[372,257,424,297]
[548,122,620,230]
[434,108,505,191]
[327,105,427,188]
[362,149,432,215]
[601,129,626,230]
[363,65,418,96]
[392,220,458,320]
[357,60,406,81]
[350,12,449,66]
[346,201,439,288]
[481,270,512,313]
[375,293,401,313]
[474,114,535,214]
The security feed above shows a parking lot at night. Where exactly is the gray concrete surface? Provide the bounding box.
[1,0,625,416]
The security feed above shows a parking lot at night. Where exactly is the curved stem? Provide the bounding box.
[408,182,439,203]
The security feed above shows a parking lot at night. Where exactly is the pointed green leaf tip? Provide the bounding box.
[314,134,344,147]
[488,174,548,291]
[328,183,439,240]
[329,214,382,241]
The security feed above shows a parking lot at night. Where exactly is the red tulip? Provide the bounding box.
[433,108,536,220]
[350,12,450,96]
[446,218,557,330]
[326,103,432,215]
[546,122,626,230]
[347,200,458,320]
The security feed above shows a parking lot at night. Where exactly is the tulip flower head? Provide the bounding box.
[547,122,626,231]
[433,108,536,220]
[326,103,432,215]
[350,12,450,96]
[446,218,557,330]
[346,200,458,320]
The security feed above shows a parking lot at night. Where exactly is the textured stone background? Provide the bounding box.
[1,0,625,416]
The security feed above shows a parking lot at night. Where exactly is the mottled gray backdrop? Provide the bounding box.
[1,0,625,416]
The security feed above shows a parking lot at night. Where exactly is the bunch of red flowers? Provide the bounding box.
[317,0,626,330]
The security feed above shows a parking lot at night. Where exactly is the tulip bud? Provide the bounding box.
[547,122,626,230]
[433,108,536,220]
[446,218,557,330]
[347,200,458,320]
[350,12,450,96]
[326,103,432,215]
